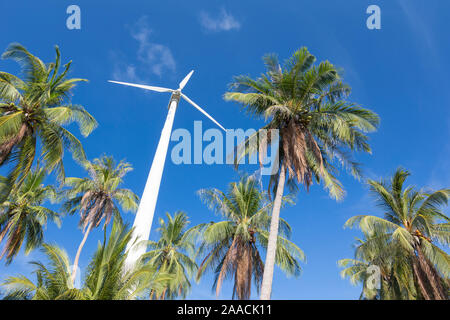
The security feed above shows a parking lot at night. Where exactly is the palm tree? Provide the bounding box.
[344,168,450,300]
[197,176,304,300]
[339,233,418,300]
[143,211,198,299]
[224,47,379,299]
[82,222,171,300]
[0,43,97,188]
[62,155,139,283]
[1,221,170,300]
[0,167,60,264]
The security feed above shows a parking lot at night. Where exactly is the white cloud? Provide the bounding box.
[199,8,241,32]
[110,52,141,83]
[110,16,176,81]
[131,16,176,76]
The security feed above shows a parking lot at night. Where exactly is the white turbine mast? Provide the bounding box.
[108,71,226,271]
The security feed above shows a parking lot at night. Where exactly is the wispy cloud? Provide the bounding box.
[110,52,141,83]
[131,16,176,76]
[110,16,176,82]
[397,0,439,62]
[199,8,241,32]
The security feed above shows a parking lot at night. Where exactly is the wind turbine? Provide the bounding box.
[108,71,226,271]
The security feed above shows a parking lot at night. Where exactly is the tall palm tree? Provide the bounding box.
[62,155,139,283]
[0,167,60,264]
[0,43,97,187]
[1,222,170,300]
[344,168,450,300]
[197,176,304,300]
[143,211,198,299]
[224,47,379,299]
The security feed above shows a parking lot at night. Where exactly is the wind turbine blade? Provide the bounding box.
[178,70,194,90]
[108,80,173,93]
[181,93,226,132]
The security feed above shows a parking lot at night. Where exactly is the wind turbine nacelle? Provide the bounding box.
[168,91,181,108]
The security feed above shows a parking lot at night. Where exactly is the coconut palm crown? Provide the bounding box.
[225,47,379,198]
[197,176,304,300]
[339,232,418,300]
[1,222,170,300]
[344,168,450,300]
[0,43,97,187]
[0,167,59,264]
[143,211,198,300]
[62,155,139,283]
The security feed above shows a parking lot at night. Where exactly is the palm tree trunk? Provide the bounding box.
[260,162,286,300]
[236,242,252,300]
[0,123,29,165]
[415,244,447,300]
[71,222,93,284]
[412,256,433,300]
[426,261,448,300]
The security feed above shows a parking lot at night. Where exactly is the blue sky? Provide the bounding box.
[1,0,450,299]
